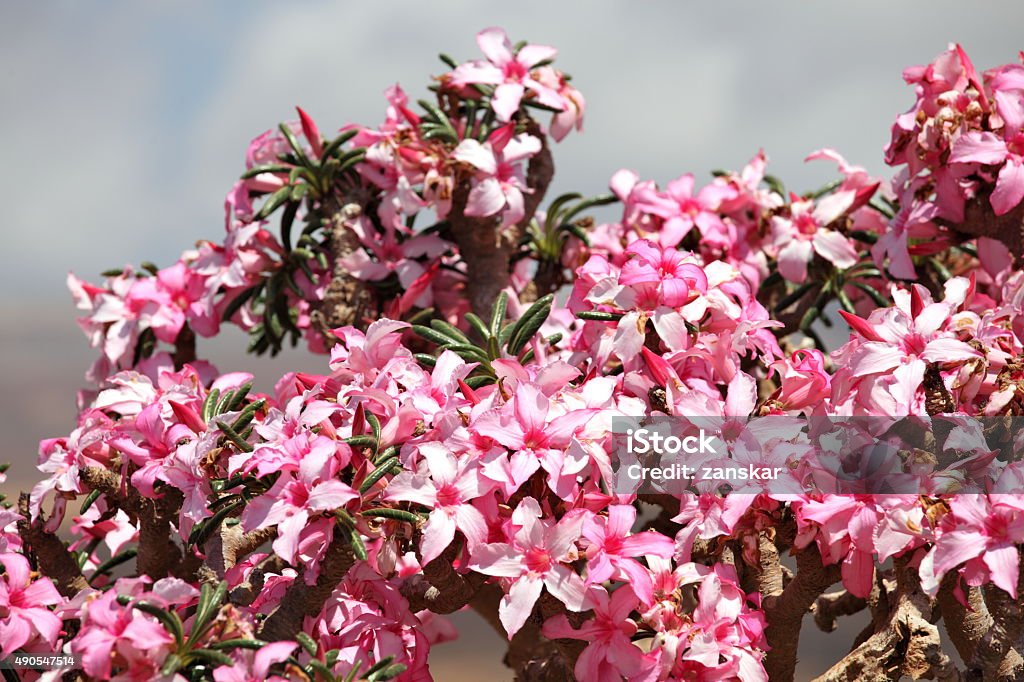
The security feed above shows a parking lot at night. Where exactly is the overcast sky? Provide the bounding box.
[2,4,1022,676]
[5,0,1024,480]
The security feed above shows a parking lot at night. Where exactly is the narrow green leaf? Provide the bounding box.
[295,632,319,657]
[89,548,138,583]
[489,292,509,336]
[430,319,471,345]
[218,420,253,452]
[79,489,101,514]
[131,601,185,645]
[209,638,268,651]
[506,294,554,356]
[359,457,399,494]
[254,186,292,221]
[850,281,890,307]
[773,281,816,313]
[349,527,368,560]
[221,287,256,323]
[576,310,624,321]
[188,649,236,667]
[188,499,242,547]
[240,164,293,180]
[463,313,490,341]
[322,129,359,159]
[361,508,422,524]
[344,435,378,450]
[412,324,460,347]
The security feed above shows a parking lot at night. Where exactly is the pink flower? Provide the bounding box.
[618,239,709,308]
[768,349,831,411]
[834,281,982,413]
[770,195,860,284]
[583,505,674,606]
[72,588,176,679]
[241,444,359,563]
[0,553,63,656]
[386,442,491,564]
[448,27,566,122]
[212,641,297,682]
[542,585,657,682]
[922,496,1024,597]
[451,126,541,227]
[469,497,590,637]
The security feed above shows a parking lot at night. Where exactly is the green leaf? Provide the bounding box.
[160,653,184,677]
[215,389,236,417]
[254,186,292,221]
[430,319,471,345]
[280,200,300,253]
[344,434,378,450]
[131,601,185,646]
[322,129,359,159]
[188,499,242,547]
[375,444,400,465]
[278,122,308,162]
[89,548,138,584]
[576,310,623,322]
[218,420,253,453]
[763,174,786,197]
[438,343,493,365]
[412,324,460,347]
[464,375,495,389]
[418,100,458,142]
[240,164,293,180]
[79,489,102,514]
[231,398,266,433]
[406,307,435,326]
[201,388,220,423]
[359,457,399,494]
[221,287,257,323]
[804,178,842,200]
[365,412,382,444]
[227,382,253,411]
[209,638,268,651]
[544,192,584,226]
[349,526,368,560]
[561,194,617,223]
[463,313,491,341]
[361,508,422,524]
[506,294,554,356]
[295,632,319,657]
[850,281,889,307]
[191,581,228,641]
[773,281,817,313]
[414,353,437,368]
[489,291,509,336]
[188,649,236,667]
[438,53,459,69]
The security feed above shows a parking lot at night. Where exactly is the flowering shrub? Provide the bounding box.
[8,31,1024,682]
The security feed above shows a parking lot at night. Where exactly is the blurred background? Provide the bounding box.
[3,1,1023,678]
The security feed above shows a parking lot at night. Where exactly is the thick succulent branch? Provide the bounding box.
[944,193,1024,261]
[762,539,841,681]
[312,199,374,337]
[16,494,88,598]
[812,558,962,682]
[449,122,555,315]
[401,544,481,614]
[258,532,356,641]
[813,588,869,633]
[79,466,182,579]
